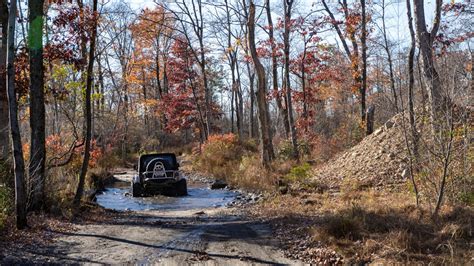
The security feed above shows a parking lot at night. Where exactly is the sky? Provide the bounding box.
[124,0,443,50]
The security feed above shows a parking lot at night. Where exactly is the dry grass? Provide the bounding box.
[252,187,473,264]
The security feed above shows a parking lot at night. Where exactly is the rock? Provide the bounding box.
[401,169,409,179]
[210,179,228,189]
[385,120,394,129]
[389,152,396,159]
[302,199,317,205]
[194,211,205,215]
[373,127,384,136]
[279,185,288,195]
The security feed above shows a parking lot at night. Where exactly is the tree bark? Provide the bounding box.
[28,0,46,211]
[74,0,98,208]
[283,0,299,160]
[266,0,289,138]
[381,0,398,113]
[248,65,256,138]
[6,0,28,229]
[406,0,420,205]
[365,105,375,135]
[360,0,368,130]
[236,58,244,138]
[413,0,444,135]
[248,1,274,167]
[224,0,242,138]
[0,0,9,160]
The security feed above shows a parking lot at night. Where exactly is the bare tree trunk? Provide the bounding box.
[266,0,289,138]
[232,64,241,137]
[361,0,369,134]
[28,0,46,211]
[195,0,211,139]
[381,0,398,113]
[247,62,256,138]
[0,0,9,160]
[413,0,444,135]
[224,0,242,138]
[283,0,299,160]
[74,0,98,208]
[236,59,244,138]
[6,0,27,229]
[142,66,150,136]
[235,61,244,138]
[406,0,420,206]
[248,1,274,167]
[231,86,235,133]
[434,120,454,216]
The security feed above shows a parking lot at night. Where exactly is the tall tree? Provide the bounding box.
[248,0,274,167]
[405,0,420,206]
[266,0,289,138]
[360,0,371,135]
[28,0,46,211]
[380,0,398,113]
[6,0,28,229]
[0,0,9,160]
[74,0,99,208]
[171,0,212,139]
[413,0,444,134]
[223,0,243,138]
[283,0,299,159]
[322,0,366,127]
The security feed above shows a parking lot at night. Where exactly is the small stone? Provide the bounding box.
[385,120,394,129]
[302,199,317,205]
[279,186,288,194]
[373,127,383,136]
[210,179,228,189]
[401,169,409,179]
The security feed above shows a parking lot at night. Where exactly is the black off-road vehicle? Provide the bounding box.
[131,153,187,197]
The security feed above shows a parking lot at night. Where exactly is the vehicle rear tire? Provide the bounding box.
[174,178,187,196]
[132,182,144,197]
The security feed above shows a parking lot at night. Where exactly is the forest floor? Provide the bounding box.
[0,171,302,265]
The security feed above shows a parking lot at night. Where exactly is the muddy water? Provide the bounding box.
[96,181,238,212]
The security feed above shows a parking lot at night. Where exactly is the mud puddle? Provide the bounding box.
[96,181,238,212]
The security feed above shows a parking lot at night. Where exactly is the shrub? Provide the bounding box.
[0,184,12,231]
[325,214,361,240]
[277,139,311,160]
[230,155,276,191]
[96,152,122,171]
[87,167,113,191]
[284,163,312,182]
[194,133,244,180]
[0,160,12,231]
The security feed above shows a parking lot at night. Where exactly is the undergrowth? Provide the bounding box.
[255,188,473,264]
[0,160,12,231]
[193,134,303,191]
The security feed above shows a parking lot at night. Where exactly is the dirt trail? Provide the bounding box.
[39,209,298,265]
[2,170,301,265]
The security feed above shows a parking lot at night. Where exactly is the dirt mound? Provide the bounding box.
[313,113,413,189]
